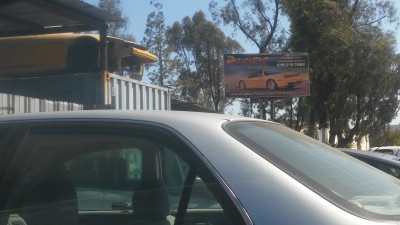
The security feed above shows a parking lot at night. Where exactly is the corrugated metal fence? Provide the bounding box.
[106,74,171,110]
[0,93,83,115]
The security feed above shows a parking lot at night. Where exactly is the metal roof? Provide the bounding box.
[171,99,216,113]
[0,0,123,37]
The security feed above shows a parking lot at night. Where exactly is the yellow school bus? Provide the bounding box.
[0,33,157,79]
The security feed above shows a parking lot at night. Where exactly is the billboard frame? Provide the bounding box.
[224,52,310,98]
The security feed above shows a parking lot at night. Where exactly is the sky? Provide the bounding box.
[84,0,400,123]
[84,0,261,51]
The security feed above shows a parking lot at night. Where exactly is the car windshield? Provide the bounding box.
[225,121,400,220]
[264,70,280,75]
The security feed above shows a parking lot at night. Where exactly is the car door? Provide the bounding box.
[246,71,263,88]
[0,120,248,225]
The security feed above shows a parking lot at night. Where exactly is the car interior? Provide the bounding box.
[0,123,245,225]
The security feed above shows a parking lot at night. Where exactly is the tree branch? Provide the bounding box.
[230,0,262,50]
[254,0,273,29]
[350,0,359,18]
[358,16,387,27]
[260,0,279,52]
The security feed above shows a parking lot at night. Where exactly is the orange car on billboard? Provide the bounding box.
[238,70,304,90]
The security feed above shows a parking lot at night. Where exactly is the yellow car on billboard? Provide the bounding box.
[238,70,304,90]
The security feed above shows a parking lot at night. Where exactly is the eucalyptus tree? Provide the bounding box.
[209,0,287,119]
[98,0,133,40]
[167,19,201,103]
[142,0,177,87]
[209,0,285,53]
[282,0,400,146]
[98,0,137,77]
[168,11,243,112]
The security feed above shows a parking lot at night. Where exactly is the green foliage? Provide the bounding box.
[98,0,137,78]
[239,98,254,117]
[371,127,400,147]
[167,11,243,112]
[209,0,286,53]
[142,0,178,87]
[275,97,309,131]
[282,0,400,147]
[210,0,288,119]
[98,0,132,40]
[174,69,202,103]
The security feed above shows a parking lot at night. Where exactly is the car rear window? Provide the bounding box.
[224,121,400,221]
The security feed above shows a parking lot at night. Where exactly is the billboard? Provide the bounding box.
[224,53,310,97]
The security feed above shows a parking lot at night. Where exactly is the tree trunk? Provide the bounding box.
[270,99,275,121]
[289,98,293,129]
[307,109,317,138]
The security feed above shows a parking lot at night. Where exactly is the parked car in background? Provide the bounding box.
[238,70,303,90]
[340,148,400,179]
[370,146,400,156]
[1,111,400,225]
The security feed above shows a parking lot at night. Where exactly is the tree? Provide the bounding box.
[371,127,400,147]
[97,0,139,79]
[210,0,285,53]
[275,97,309,132]
[142,0,177,87]
[168,11,244,112]
[98,0,134,41]
[167,20,202,103]
[282,0,400,146]
[210,0,287,119]
[173,69,202,103]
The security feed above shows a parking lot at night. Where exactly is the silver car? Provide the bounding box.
[1,111,400,225]
[371,146,400,156]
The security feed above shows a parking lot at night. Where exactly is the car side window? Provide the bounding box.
[376,149,394,155]
[4,123,245,225]
[64,148,144,211]
[250,71,262,78]
[188,176,221,209]
[162,148,241,225]
[119,148,142,180]
[265,70,280,75]
[64,151,114,188]
[163,148,221,210]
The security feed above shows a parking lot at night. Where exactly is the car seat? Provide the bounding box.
[22,177,79,225]
[132,179,171,225]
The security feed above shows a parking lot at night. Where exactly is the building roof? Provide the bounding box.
[0,0,123,37]
[171,99,216,113]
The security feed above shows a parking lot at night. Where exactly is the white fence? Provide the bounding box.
[105,74,171,110]
[0,93,83,115]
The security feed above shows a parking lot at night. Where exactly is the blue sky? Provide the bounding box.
[84,0,399,52]
[84,0,261,52]
[84,0,261,115]
[84,0,400,122]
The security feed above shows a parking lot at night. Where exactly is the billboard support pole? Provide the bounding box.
[258,98,266,120]
[270,98,275,121]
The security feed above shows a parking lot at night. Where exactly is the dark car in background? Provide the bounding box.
[341,148,400,179]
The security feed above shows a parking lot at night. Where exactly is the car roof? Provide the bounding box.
[370,146,400,150]
[0,110,275,129]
